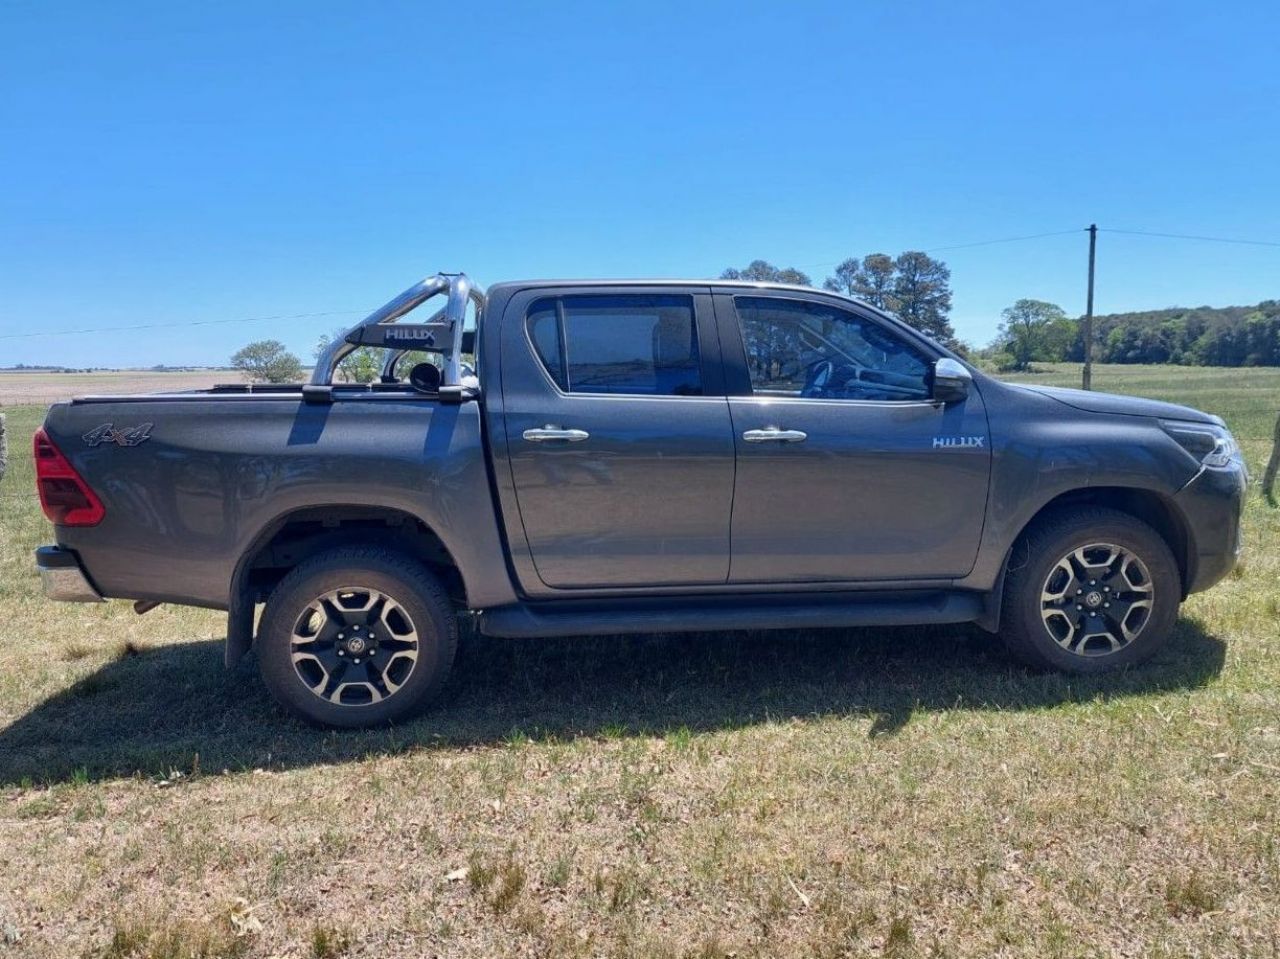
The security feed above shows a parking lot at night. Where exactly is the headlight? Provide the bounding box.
[1161,420,1240,468]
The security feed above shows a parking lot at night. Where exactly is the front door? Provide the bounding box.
[501,288,735,590]
[716,291,991,583]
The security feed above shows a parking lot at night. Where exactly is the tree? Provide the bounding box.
[892,251,957,348]
[1041,315,1078,362]
[720,260,812,286]
[823,253,897,310]
[996,299,1071,371]
[315,329,382,384]
[822,251,957,348]
[231,339,303,383]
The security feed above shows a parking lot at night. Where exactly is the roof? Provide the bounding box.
[485,278,836,297]
[482,278,894,323]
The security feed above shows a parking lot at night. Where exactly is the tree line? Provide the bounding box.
[988,299,1280,370]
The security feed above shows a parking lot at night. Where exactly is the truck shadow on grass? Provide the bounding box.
[0,618,1225,786]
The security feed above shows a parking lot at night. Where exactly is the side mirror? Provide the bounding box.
[931,357,971,404]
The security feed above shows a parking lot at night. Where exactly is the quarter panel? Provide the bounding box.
[44,396,517,609]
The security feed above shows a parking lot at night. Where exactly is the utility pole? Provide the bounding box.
[1082,223,1097,390]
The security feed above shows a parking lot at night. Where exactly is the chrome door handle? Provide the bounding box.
[742,428,807,443]
[523,426,590,443]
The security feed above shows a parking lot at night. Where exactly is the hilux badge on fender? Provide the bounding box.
[932,436,985,449]
[83,423,154,448]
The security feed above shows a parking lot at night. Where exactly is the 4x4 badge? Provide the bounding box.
[83,423,154,448]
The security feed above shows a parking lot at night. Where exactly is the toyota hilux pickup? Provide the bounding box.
[33,272,1247,727]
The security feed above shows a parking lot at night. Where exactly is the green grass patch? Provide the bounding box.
[1,367,1278,957]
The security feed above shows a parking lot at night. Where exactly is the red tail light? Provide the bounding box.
[34,428,105,526]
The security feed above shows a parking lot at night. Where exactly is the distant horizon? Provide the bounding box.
[0,364,240,372]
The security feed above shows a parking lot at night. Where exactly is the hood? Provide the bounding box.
[1010,384,1221,424]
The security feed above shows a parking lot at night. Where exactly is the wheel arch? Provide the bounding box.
[225,504,468,667]
[975,485,1192,634]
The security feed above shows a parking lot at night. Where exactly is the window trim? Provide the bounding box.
[553,298,570,390]
[522,291,723,400]
[714,290,941,405]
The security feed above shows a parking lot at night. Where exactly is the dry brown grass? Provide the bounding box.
[0,368,1278,957]
[0,370,240,406]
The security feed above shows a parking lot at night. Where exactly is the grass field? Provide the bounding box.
[0,364,1278,957]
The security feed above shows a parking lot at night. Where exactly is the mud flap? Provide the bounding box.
[225,587,255,667]
[974,547,1014,634]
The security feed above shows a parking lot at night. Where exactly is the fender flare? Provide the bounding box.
[221,502,475,668]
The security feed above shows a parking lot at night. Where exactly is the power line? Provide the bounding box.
[1099,228,1280,249]
[923,229,1084,254]
[0,309,369,341]
[795,224,1280,277]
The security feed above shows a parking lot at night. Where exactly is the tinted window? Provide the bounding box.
[527,295,701,396]
[527,301,564,388]
[734,296,930,401]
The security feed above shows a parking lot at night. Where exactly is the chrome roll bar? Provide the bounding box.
[310,272,484,387]
[442,273,477,386]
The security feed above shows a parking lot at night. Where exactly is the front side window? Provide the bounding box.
[527,295,702,396]
[734,296,930,401]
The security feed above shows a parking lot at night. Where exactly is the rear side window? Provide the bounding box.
[527,301,564,387]
[526,295,702,396]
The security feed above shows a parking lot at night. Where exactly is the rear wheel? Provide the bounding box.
[257,547,457,727]
[999,507,1181,673]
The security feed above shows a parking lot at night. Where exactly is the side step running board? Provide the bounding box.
[477,590,983,639]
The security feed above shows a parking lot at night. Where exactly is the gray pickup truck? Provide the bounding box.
[34,272,1247,727]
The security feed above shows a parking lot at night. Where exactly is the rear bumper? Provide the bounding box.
[35,545,105,603]
[1174,462,1248,594]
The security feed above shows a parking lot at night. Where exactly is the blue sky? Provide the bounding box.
[2,0,1277,368]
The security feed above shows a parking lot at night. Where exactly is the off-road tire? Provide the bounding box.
[257,547,457,727]
[999,507,1181,673]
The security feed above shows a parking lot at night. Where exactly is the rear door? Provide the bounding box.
[715,290,991,583]
[500,287,735,591]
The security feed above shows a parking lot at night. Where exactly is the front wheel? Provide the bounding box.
[999,507,1181,673]
[257,547,457,727]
